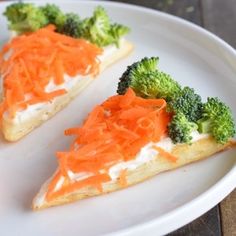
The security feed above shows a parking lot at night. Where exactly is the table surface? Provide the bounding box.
[107,0,236,235]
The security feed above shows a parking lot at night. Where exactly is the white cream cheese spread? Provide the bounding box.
[59,131,208,183]
[108,132,208,180]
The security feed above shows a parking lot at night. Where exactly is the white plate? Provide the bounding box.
[0,1,236,235]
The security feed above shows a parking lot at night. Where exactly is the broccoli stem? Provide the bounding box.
[197,118,211,133]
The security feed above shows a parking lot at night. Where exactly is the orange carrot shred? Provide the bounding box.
[45,88,172,201]
[119,88,136,108]
[119,169,128,187]
[152,145,177,162]
[0,25,102,118]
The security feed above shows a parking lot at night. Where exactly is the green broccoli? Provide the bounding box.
[117,57,159,96]
[40,4,66,30]
[167,87,204,144]
[4,3,130,47]
[3,2,48,34]
[117,57,181,100]
[197,97,235,144]
[80,6,130,47]
[109,23,130,47]
[168,86,203,122]
[168,112,198,144]
[59,13,82,38]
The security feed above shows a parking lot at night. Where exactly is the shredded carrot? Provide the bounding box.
[152,145,177,162]
[119,87,136,108]
[0,24,103,118]
[45,88,172,201]
[119,169,128,187]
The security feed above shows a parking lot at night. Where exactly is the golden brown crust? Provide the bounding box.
[1,40,134,141]
[32,136,235,210]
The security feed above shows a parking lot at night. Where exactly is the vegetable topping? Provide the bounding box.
[46,88,171,200]
[3,2,49,34]
[117,57,235,144]
[4,3,130,47]
[117,57,181,100]
[197,97,235,143]
[0,25,102,118]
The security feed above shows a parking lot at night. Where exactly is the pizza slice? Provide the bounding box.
[33,58,235,210]
[0,3,133,141]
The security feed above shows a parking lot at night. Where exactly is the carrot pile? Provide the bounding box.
[0,25,102,118]
[46,88,172,200]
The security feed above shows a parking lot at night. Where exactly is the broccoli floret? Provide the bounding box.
[197,97,235,144]
[80,6,111,46]
[153,71,181,100]
[168,86,203,122]
[40,4,66,30]
[117,57,181,100]
[168,112,198,144]
[133,71,181,100]
[109,23,130,47]
[131,71,164,98]
[117,57,159,95]
[4,2,48,34]
[59,13,82,38]
[81,6,129,47]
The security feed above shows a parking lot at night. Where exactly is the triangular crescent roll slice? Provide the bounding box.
[32,88,234,210]
[0,25,133,141]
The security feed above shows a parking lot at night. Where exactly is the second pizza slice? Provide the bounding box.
[33,57,235,210]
